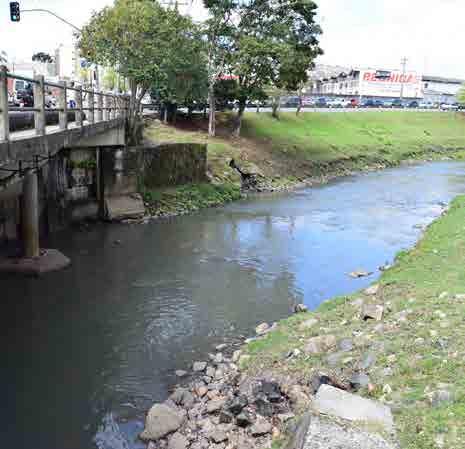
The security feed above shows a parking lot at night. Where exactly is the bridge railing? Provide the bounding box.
[0,65,130,143]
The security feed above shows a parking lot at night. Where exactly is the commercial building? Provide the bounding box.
[422,75,464,104]
[306,65,464,103]
[307,67,422,99]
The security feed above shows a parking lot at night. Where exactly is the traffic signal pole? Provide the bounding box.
[20,8,82,32]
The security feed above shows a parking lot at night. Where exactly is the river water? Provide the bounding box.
[3,161,465,449]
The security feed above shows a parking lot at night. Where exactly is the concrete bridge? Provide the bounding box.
[0,66,133,275]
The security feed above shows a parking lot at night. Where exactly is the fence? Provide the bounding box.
[0,65,130,143]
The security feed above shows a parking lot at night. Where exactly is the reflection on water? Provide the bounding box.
[2,161,465,449]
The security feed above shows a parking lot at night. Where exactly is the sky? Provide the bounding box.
[1,0,464,79]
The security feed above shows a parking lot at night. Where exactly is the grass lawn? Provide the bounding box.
[240,195,465,449]
[143,111,465,216]
[241,111,465,163]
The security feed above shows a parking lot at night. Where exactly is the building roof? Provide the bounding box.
[422,75,464,84]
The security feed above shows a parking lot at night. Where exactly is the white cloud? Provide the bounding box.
[1,0,463,79]
[316,0,465,78]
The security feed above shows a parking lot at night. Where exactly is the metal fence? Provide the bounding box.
[0,65,130,142]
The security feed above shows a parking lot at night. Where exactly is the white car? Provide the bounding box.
[440,103,458,111]
[326,98,344,108]
[419,102,436,109]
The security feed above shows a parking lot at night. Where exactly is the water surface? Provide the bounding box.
[2,161,465,449]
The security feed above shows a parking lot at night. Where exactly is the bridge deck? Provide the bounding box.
[0,118,126,190]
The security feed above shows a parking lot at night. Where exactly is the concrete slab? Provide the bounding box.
[105,194,145,221]
[313,385,394,433]
[0,249,71,276]
[302,414,397,449]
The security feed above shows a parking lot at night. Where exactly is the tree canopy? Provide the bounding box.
[79,0,323,139]
[458,84,465,104]
[79,0,205,142]
[210,0,323,134]
[32,52,54,63]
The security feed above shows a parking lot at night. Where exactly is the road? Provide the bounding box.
[244,107,444,113]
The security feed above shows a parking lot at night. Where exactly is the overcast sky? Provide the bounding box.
[1,0,464,78]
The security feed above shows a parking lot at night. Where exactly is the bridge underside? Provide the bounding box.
[0,119,127,275]
[0,118,126,191]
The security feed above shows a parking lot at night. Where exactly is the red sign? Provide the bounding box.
[363,72,418,84]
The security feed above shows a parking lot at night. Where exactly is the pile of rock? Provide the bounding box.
[139,345,312,449]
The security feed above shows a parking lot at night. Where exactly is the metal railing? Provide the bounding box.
[0,65,130,143]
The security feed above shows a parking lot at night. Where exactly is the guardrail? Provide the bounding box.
[0,65,130,143]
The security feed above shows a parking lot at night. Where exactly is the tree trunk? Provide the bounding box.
[272,96,280,119]
[256,103,260,114]
[163,105,168,124]
[296,98,302,116]
[126,78,142,145]
[233,101,246,137]
[208,86,216,137]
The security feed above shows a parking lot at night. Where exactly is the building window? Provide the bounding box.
[424,83,429,89]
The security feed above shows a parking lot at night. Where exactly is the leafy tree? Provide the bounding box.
[225,0,323,135]
[214,77,238,109]
[79,0,202,143]
[458,84,465,104]
[150,26,208,123]
[203,0,237,136]
[32,52,54,63]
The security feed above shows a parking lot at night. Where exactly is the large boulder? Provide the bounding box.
[304,335,337,354]
[313,385,394,433]
[361,304,384,321]
[140,403,185,442]
[302,414,397,449]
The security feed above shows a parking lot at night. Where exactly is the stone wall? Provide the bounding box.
[0,143,208,247]
[139,143,207,188]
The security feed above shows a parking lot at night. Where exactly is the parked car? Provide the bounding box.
[16,90,34,108]
[408,101,419,108]
[302,97,316,107]
[391,99,404,108]
[419,101,434,109]
[348,98,359,108]
[361,99,375,108]
[315,97,328,108]
[373,100,384,108]
[440,103,459,111]
[458,104,465,111]
[327,98,344,108]
[381,100,393,108]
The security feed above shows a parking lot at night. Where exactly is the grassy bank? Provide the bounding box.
[143,111,465,215]
[240,195,465,449]
[141,183,241,217]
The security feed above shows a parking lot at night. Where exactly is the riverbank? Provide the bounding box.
[143,111,465,217]
[235,194,465,448]
[138,194,465,449]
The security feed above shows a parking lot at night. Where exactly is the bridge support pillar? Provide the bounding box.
[21,170,40,258]
[0,170,71,276]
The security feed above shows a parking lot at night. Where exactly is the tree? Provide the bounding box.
[203,0,237,136]
[79,0,201,144]
[225,0,323,135]
[458,84,465,104]
[150,25,208,123]
[32,52,54,63]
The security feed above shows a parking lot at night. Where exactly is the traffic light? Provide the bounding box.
[10,2,20,22]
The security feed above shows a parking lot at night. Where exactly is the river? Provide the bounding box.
[2,161,465,449]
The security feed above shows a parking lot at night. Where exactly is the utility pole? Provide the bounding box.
[399,57,408,101]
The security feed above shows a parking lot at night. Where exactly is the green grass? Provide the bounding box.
[146,112,465,186]
[143,112,465,216]
[241,111,465,163]
[141,183,241,217]
[240,196,465,448]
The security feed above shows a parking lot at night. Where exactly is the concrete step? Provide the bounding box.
[105,194,145,221]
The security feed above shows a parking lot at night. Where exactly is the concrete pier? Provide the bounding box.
[21,170,40,258]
